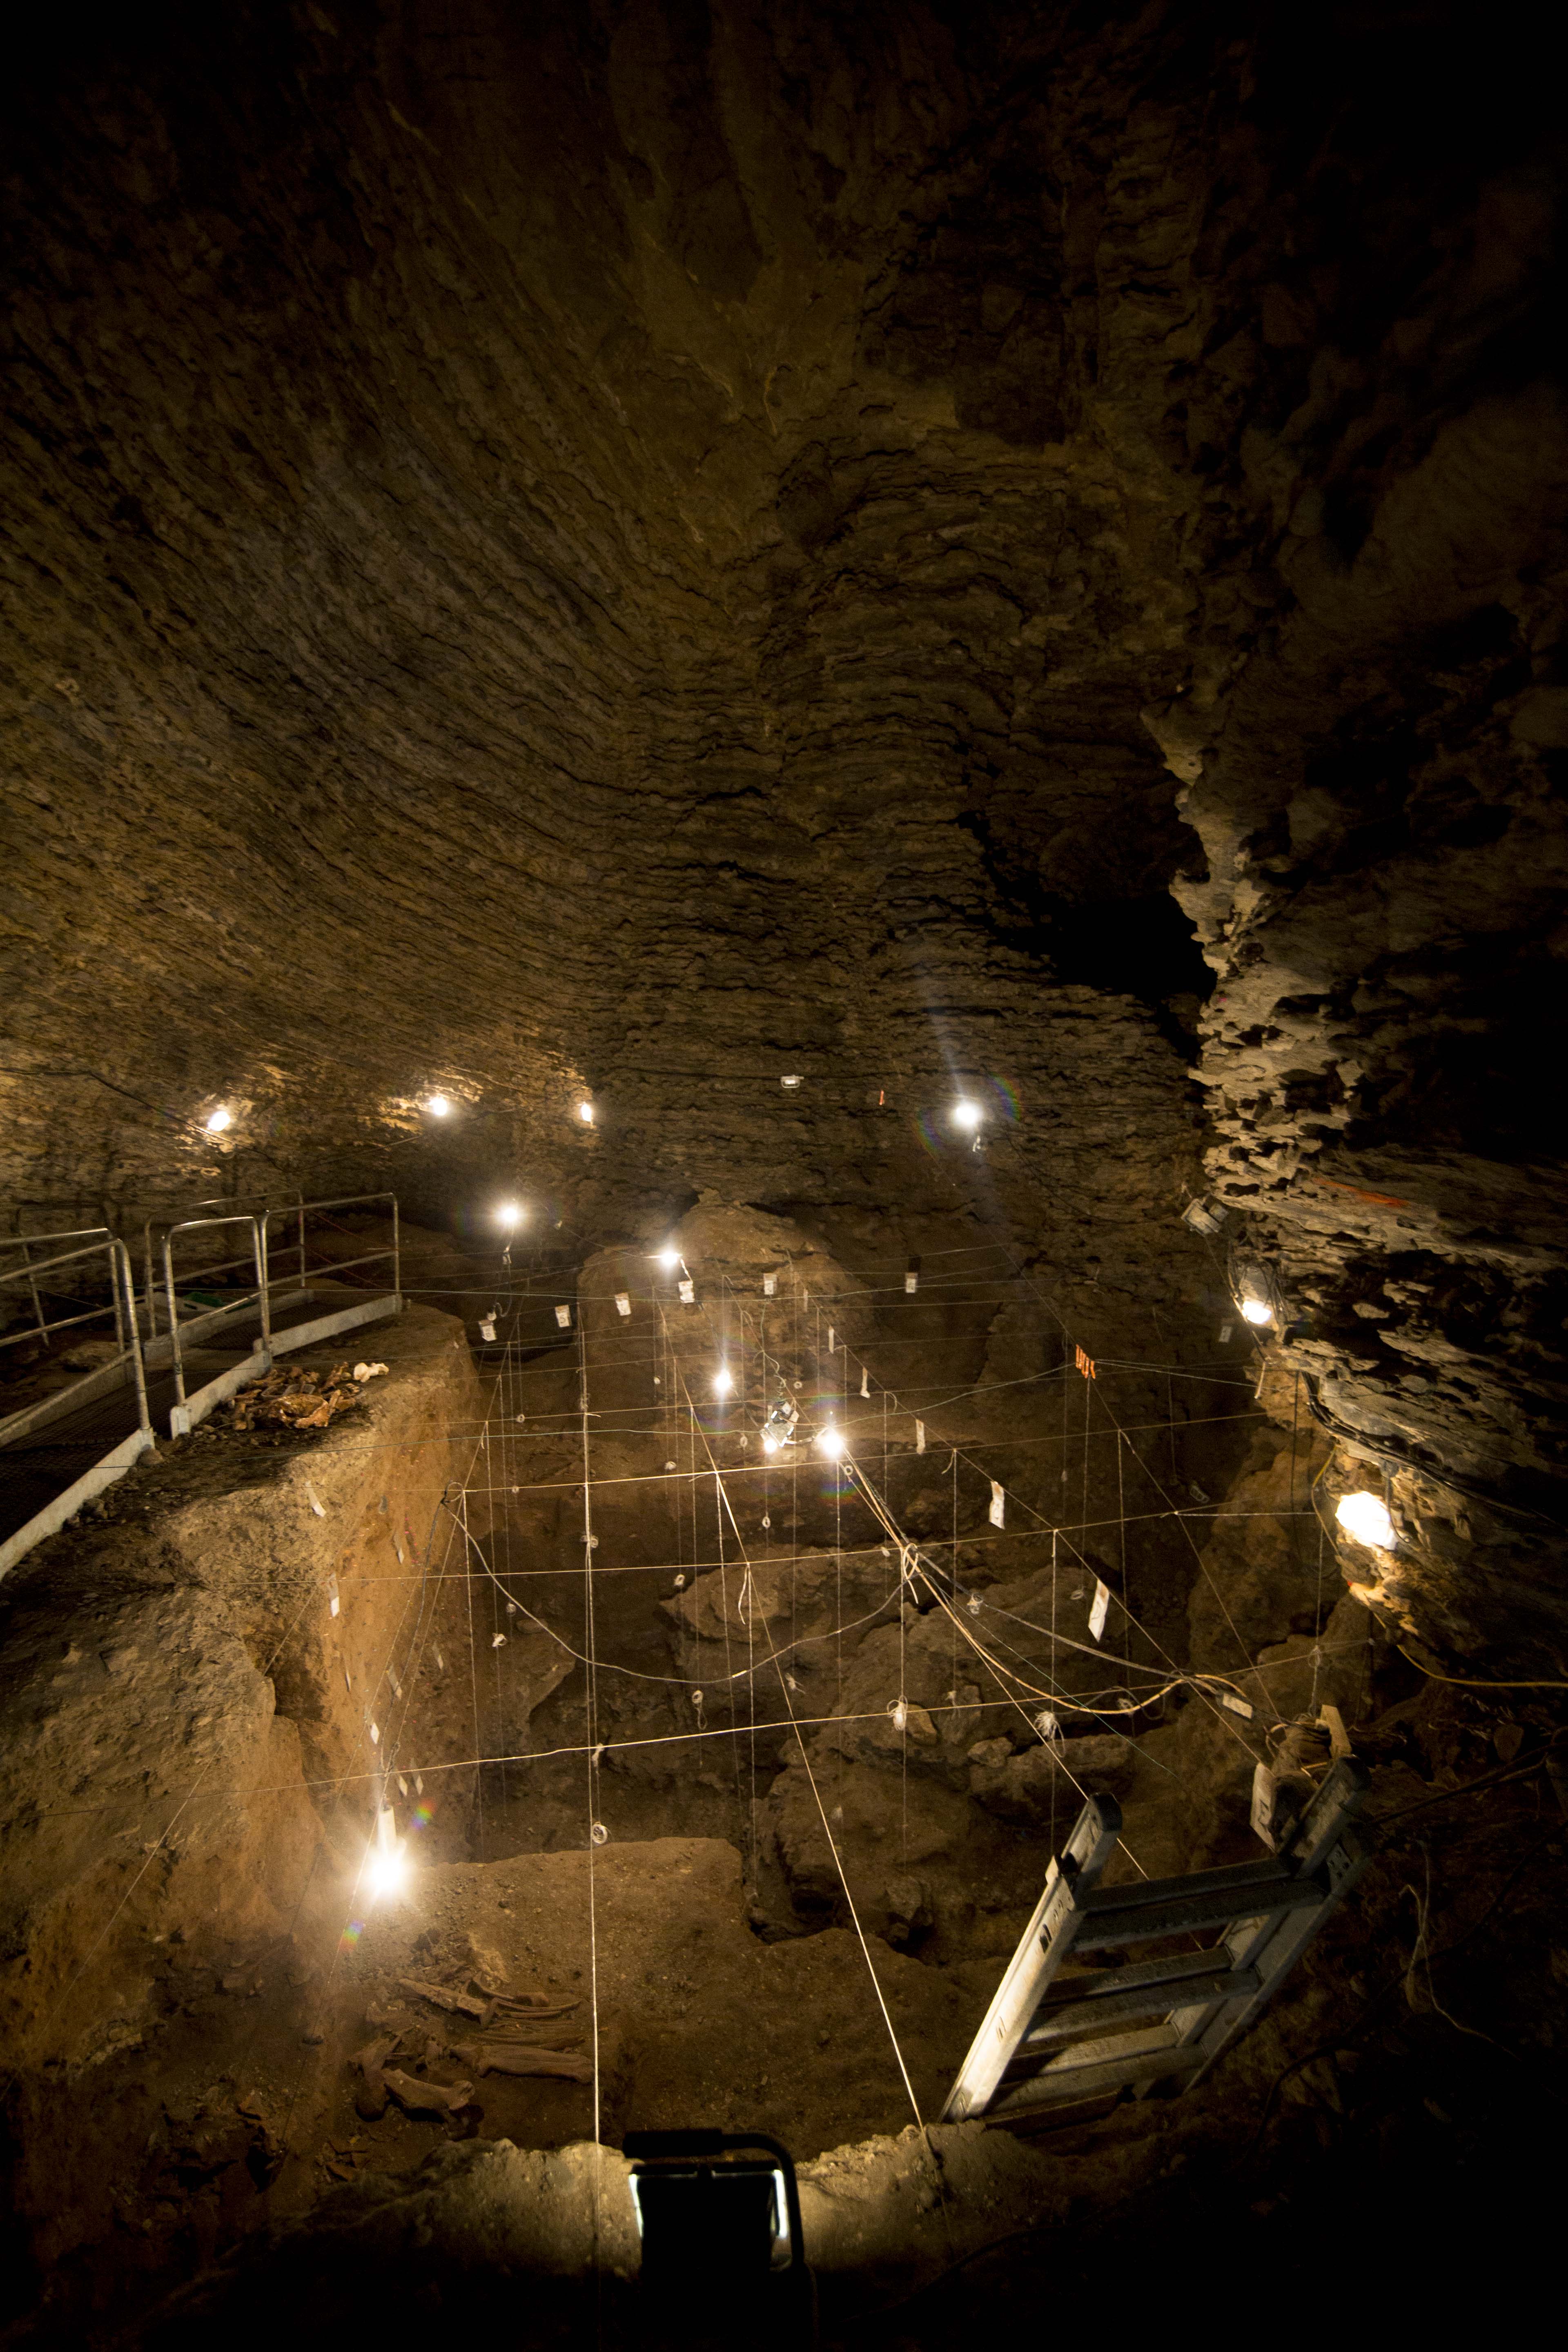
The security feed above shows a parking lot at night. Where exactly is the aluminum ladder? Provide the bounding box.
[941,1759,1372,2123]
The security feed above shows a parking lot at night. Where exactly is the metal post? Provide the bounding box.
[253,1215,272,1349]
[116,1241,152,1440]
[161,1234,187,1411]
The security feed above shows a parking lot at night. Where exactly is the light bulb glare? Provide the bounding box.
[577,1101,594,1124]
[1240,1297,1273,1327]
[712,1366,733,1398]
[816,1425,844,1460]
[1336,1491,1395,1549]
[203,1106,232,1134]
[655,1248,679,1272]
[952,1100,982,1132]
[762,1435,780,1456]
[497,1201,523,1230]
[426,1094,451,1118]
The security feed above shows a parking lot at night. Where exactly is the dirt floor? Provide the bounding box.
[2,1211,1565,2343]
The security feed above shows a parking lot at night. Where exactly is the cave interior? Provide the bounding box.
[2,3,1565,2342]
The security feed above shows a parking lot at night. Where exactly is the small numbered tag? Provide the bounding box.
[555,1303,572,1328]
[989,1481,1005,1530]
[614,1292,630,1317]
[1088,1579,1110,1641]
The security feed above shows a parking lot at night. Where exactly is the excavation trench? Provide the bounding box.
[0,1206,1380,2337]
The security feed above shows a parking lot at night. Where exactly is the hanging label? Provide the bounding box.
[860,1366,870,1399]
[555,1303,572,1328]
[827,1325,835,1352]
[915,1420,926,1454]
[479,1315,496,1342]
[304,1479,326,1518]
[327,1575,340,1619]
[614,1292,630,1317]
[368,1720,379,1746]
[989,1481,1005,1529]
[763,1272,776,1297]
[1036,1709,1060,1744]
[1221,1691,1255,1719]
[678,1278,695,1304]
[1250,1760,1278,1846]
[1075,1345,1096,1381]
[434,1649,444,1671]
[1088,1579,1110,1641]
[905,1271,918,1294]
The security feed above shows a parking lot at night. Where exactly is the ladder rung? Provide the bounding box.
[993,2037,1208,2113]
[1037,1948,1250,2008]
[1073,1875,1327,1949]
[1020,1965,1260,2049]
[1077,1857,1295,1916]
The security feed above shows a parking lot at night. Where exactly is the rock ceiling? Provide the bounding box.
[3,3,1564,1654]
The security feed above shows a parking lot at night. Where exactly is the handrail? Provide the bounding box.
[0,1235,150,1449]
[158,1215,269,1414]
[1,1226,116,1353]
[263,1193,400,1306]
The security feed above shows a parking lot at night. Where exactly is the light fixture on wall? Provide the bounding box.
[712,1366,733,1398]
[951,1100,982,1133]
[203,1105,232,1134]
[496,1202,524,1230]
[425,1094,451,1118]
[654,1247,680,1272]
[578,1101,595,1125]
[1336,1490,1396,1549]
[816,1425,844,1460]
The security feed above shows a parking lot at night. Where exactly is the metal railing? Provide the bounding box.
[151,1214,271,1421]
[0,1232,151,1450]
[263,1192,401,1307]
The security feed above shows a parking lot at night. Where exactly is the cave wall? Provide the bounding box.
[4,0,1565,1662]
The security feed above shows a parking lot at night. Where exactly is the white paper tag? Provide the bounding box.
[860,1366,870,1399]
[1250,1760,1278,1845]
[327,1575,339,1619]
[828,1325,835,1352]
[1222,1691,1255,1719]
[1089,1579,1110,1641]
[555,1303,571,1328]
[479,1316,496,1342]
[915,1420,925,1454]
[1036,1709,1060,1743]
[369,1720,379,1746]
[614,1292,630,1317]
[763,1272,776,1296]
[678,1278,695,1304]
[905,1270,918,1294]
[989,1480,1005,1529]
[304,1479,326,1519]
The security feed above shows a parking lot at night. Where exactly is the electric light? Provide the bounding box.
[951,1100,982,1132]
[1336,1490,1396,1549]
[578,1101,594,1124]
[203,1106,232,1134]
[1240,1297,1273,1327]
[365,1805,408,1900]
[655,1247,680,1272]
[497,1201,523,1230]
[426,1094,451,1117]
[762,1435,780,1456]
[712,1366,733,1398]
[816,1425,844,1460]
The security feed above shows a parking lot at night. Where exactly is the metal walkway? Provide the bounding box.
[0,1196,403,1581]
[941,1760,1372,2123]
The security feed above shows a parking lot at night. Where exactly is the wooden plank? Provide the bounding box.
[939,1793,1122,2123]
[1019,1965,1260,2049]
[1073,1874,1325,1949]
